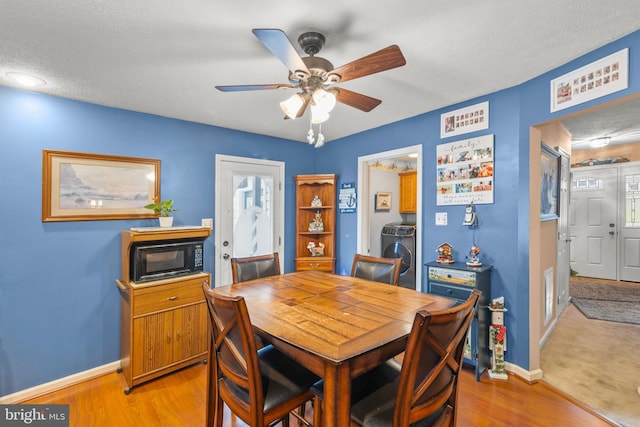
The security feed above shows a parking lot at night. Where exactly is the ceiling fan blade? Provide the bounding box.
[252,29,310,76]
[328,45,406,83]
[215,83,294,92]
[334,87,382,112]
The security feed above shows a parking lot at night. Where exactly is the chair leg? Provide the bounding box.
[313,395,322,427]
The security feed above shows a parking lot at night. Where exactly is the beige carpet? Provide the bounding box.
[541,302,640,426]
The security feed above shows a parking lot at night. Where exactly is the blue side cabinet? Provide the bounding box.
[425,261,492,381]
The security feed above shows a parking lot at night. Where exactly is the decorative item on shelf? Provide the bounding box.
[311,194,323,207]
[466,244,482,267]
[144,198,177,227]
[308,210,324,232]
[307,241,325,257]
[488,296,508,380]
[436,242,454,264]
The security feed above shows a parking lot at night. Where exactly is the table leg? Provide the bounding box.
[322,363,351,427]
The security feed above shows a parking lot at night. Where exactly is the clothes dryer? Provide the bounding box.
[381,222,416,289]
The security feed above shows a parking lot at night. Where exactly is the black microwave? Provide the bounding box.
[130,238,204,283]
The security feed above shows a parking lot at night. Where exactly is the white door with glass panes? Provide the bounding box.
[619,163,640,282]
[570,162,640,282]
[569,166,617,280]
[215,155,284,286]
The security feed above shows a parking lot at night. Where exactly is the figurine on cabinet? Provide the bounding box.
[436,242,454,264]
[307,241,325,256]
[308,210,324,232]
[311,195,322,207]
[466,244,482,267]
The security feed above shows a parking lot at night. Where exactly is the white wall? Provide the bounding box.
[368,169,402,256]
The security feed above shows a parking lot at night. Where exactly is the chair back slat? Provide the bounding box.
[351,254,402,285]
[203,287,264,426]
[394,289,481,426]
[231,253,281,283]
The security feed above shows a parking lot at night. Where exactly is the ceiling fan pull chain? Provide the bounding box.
[307,122,315,145]
[315,123,325,148]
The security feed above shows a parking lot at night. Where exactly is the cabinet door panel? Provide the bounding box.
[133,311,173,377]
[173,303,208,361]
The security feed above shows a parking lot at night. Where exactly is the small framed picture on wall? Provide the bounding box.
[375,192,391,210]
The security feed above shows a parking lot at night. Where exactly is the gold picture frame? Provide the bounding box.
[375,192,392,210]
[42,150,160,222]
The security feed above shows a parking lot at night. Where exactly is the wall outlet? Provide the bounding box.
[201,218,213,229]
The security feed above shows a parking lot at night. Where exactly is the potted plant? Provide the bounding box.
[144,199,177,227]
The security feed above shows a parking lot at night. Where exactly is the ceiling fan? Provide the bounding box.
[215,29,406,145]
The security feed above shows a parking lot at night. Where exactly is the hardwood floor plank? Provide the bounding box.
[22,363,616,426]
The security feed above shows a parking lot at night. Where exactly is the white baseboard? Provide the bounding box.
[2,359,543,403]
[506,362,543,382]
[0,361,120,404]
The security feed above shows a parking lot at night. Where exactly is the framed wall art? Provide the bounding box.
[42,150,160,222]
[437,134,494,206]
[440,101,489,138]
[375,192,391,211]
[540,143,560,221]
[550,48,628,112]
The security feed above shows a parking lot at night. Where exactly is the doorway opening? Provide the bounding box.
[357,145,423,290]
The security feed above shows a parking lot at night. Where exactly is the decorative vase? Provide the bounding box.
[159,216,173,227]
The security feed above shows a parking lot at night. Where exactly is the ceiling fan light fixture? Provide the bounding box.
[280,93,305,119]
[591,137,611,148]
[310,103,330,124]
[312,88,336,113]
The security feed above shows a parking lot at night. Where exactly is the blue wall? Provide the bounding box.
[2,29,640,396]
[0,89,315,395]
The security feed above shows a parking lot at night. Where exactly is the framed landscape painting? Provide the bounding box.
[42,150,160,222]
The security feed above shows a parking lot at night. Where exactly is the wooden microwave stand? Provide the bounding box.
[116,227,211,394]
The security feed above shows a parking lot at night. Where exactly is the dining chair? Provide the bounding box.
[351,254,402,286]
[202,283,317,427]
[312,289,481,427]
[231,252,281,283]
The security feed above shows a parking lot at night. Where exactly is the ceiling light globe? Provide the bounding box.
[310,105,330,124]
[280,93,305,119]
[312,88,336,113]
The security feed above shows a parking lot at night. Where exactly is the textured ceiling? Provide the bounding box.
[2,1,640,147]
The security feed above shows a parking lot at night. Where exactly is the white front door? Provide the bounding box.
[569,166,617,280]
[619,163,640,282]
[215,155,284,286]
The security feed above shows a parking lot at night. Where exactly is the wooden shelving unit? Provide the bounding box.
[295,174,337,272]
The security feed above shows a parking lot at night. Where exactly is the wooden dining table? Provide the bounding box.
[207,270,456,427]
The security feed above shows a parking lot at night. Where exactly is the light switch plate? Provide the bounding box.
[435,212,447,226]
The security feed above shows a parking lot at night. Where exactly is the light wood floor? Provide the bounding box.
[23,362,617,426]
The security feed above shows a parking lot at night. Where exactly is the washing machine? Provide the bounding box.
[381,222,416,289]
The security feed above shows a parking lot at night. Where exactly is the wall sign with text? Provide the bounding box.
[437,134,494,206]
